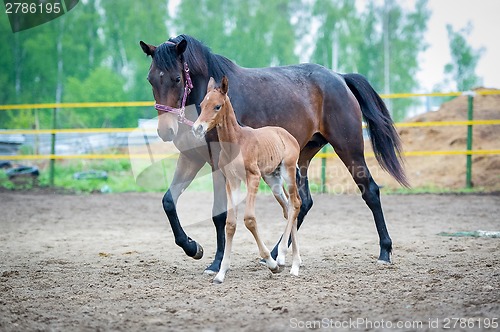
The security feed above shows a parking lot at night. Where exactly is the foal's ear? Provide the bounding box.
[207,77,216,91]
[140,41,156,56]
[176,39,188,56]
[220,76,229,95]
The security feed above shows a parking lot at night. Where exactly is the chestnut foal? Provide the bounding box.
[193,76,302,284]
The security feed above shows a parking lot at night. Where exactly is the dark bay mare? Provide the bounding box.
[139,34,408,273]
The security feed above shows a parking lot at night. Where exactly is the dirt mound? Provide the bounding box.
[310,89,500,192]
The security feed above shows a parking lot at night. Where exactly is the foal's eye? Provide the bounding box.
[214,105,222,111]
[175,76,181,84]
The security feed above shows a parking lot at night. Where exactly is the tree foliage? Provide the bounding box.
[174,0,299,67]
[1,0,434,128]
[444,22,484,91]
[310,0,430,121]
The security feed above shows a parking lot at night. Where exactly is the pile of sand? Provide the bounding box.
[310,88,500,192]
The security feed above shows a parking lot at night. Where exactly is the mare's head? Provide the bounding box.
[192,76,229,139]
[140,38,189,141]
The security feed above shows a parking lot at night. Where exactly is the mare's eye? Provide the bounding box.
[175,76,181,84]
[215,105,222,111]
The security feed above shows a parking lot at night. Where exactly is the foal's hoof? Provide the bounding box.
[269,265,283,274]
[377,259,391,265]
[212,278,223,285]
[192,243,204,260]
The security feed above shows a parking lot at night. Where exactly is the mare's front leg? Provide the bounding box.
[204,164,227,274]
[163,153,206,259]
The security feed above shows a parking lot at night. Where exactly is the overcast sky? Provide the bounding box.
[418,0,500,91]
[169,0,499,92]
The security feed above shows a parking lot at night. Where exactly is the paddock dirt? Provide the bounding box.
[1,190,499,331]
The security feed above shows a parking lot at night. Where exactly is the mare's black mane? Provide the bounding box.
[154,34,236,81]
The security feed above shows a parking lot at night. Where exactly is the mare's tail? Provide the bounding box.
[342,73,409,187]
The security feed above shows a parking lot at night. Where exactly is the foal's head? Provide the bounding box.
[192,76,229,139]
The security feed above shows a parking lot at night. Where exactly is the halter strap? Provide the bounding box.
[154,41,194,127]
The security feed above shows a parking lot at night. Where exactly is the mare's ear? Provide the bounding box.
[220,76,229,95]
[207,77,216,91]
[140,41,156,56]
[176,39,187,56]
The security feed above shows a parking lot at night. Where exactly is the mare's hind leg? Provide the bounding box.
[352,158,391,263]
[322,90,392,263]
[245,171,279,273]
[333,148,392,263]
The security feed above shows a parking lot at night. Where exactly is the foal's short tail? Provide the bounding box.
[343,73,409,187]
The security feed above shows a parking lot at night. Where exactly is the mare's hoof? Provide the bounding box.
[204,269,217,275]
[212,278,223,284]
[204,259,222,274]
[193,243,204,260]
[377,259,391,265]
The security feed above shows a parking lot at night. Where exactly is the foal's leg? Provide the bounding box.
[245,172,279,273]
[277,162,302,275]
[289,212,300,276]
[213,179,240,284]
[269,152,318,260]
[262,173,289,219]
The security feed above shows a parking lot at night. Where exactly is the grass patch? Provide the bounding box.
[0,158,214,194]
[381,185,489,195]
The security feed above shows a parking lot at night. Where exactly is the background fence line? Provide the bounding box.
[1,119,500,135]
[1,90,499,189]
[1,89,499,112]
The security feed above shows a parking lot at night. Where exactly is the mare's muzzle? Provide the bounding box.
[192,124,206,139]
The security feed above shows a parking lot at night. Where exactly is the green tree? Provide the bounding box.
[311,0,361,71]
[173,0,299,67]
[98,0,169,105]
[311,0,430,121]
[444,22,483,91]
[63,67,131,128]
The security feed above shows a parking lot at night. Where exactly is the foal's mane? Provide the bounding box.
[154,34,237,81]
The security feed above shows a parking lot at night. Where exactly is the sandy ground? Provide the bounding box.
[0,190,499,331]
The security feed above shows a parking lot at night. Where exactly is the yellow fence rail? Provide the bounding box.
[3,149,500,162]
[1,119,500,136]
[0,101,154,110]
[0,89,499,111]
